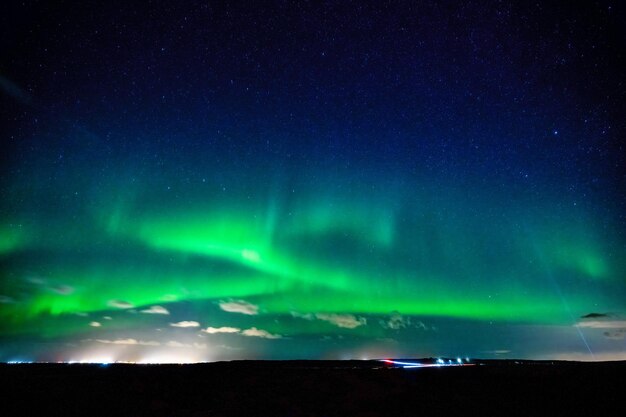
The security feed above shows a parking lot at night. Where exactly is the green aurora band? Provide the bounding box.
[1,178,623,334]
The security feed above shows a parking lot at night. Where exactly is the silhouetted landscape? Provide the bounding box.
[1,360,624,416]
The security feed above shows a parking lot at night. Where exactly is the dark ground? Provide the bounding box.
[1,360,623,416]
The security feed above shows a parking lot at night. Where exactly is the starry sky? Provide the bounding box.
[1,1,625,362]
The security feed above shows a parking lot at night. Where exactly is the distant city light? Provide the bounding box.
[381,359,475,369]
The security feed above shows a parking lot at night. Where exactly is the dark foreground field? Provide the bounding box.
[1,360,624,416]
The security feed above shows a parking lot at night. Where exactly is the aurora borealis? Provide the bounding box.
[1,1,625,362]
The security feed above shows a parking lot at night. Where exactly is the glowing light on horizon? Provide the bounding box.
[382,359,475,369]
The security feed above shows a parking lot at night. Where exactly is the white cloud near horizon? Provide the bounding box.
[219,300,259,315]
[108,299,134,309]
[95,338,160,346]
[203,326,241,334]
[380,312,426,330]
[241,327,282,339]
[170,321,201,328]
[577,320,626,329]
[315,313,366,329]
[291,311,366,329]
[141,305,170,315]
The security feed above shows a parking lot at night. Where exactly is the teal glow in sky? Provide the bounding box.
[1,1,625,362]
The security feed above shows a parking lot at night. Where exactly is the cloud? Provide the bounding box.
[581,313,609,319]
[49,285,74,295]
[380,312,426,330]
[141,305,170,315]
[219,300,259,315]
[89,321,101,327]
[578,320,626,329]
[108,299,134,309]
[170,321,200,328]
[203,326,241,334]
[578,313,626,339]
[414,321,429,330]
[381,313,408,330]
[95,338,160,346]
[315,313,366,329]
[577,313,626,329]
[603,330,626,340]
[241,327,282,339]
[290,311,314,320]
[291,311,367,329]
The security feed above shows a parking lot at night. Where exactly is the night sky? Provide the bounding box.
[1,1,625,363]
